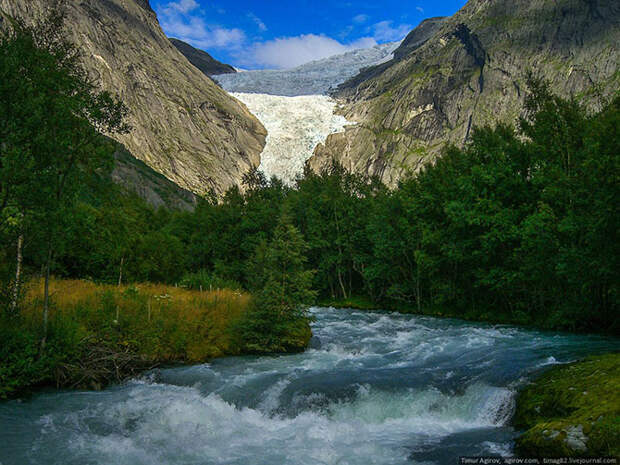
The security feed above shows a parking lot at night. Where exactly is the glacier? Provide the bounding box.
[231,93,350,184]
[217,42,399,183]
[216,42,398,96]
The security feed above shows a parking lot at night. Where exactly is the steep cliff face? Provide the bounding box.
[112,144,197,211]
[169,38,236,76]
[0,0,266,195]
[309,0,619,186]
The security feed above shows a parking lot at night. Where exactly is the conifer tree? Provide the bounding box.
[239,213,316,353]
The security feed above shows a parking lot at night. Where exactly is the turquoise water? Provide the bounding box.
[1,307,618,464]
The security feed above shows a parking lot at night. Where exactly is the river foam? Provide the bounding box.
[1,307,619,465]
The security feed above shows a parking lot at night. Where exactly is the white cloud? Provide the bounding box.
[370,20,411,42]
[156,2,410,69]
[164,0,198,14]
[157,0,244,49]
[238,34,378,69]
[352,14,370,24]
[247,12,267,32]
[416,6,425,13]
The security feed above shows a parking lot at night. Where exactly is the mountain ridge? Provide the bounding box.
[309,0,619,186]
[0,0,266,196]
[169,38,236,76]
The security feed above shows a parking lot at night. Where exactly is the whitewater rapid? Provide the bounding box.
[1,307,619,465]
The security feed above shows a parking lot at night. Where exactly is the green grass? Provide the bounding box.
[513,353,620,457]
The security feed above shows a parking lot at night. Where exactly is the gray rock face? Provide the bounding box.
[169,38,236,76]
[309,0,620,186]
[112,145,197,211]
[0,0,266,196]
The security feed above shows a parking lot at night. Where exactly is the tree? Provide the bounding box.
[0,10,128,333]
[238,213,316,353]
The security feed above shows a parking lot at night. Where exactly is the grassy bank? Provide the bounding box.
[513,353,620,457]
[1,279,256,398]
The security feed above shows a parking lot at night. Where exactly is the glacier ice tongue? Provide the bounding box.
[232,93,352,185]
[219,42,399,183]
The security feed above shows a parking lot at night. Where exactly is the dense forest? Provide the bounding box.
[1,10,618,400]
[2,71,618,335]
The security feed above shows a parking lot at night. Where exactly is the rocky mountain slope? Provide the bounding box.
[309,0,619,186]
[0,0,266,196]
[112,144,197,211]
[169,38,236,76]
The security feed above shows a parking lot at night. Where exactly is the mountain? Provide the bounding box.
[169,38,236,76]
[213,42,400,184]
[113,144,197,211]
[308,0,619,186]
[0,0,266,196]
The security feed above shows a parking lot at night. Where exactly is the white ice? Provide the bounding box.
[232,93,351,185]
[216,42,399,97]
[215,43,400,183]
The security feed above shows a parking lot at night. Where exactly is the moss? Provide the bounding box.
[514,353,620,457]
[281,320,313,353]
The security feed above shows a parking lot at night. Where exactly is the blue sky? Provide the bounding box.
[153,0,467,69]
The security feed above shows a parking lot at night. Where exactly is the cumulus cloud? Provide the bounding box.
[165,0,198,14]
[416,6,425,13]
[370,20,412,42]
[238,34,378,69]
[156,1,411,69]
[157,0,245,50]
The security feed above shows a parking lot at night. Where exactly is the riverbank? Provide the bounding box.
[0,279,308,399]
[3,306,619,464]
[513,353,619,457]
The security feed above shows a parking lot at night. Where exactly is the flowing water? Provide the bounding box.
[1,307,618,465]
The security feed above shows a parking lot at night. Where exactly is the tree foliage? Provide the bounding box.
[1,31,617,340]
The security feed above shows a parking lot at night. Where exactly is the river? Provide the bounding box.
[1,307,618,465]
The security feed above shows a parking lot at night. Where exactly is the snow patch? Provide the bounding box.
[217,42,399,97]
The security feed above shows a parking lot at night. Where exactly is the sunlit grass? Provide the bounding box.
[22,278,251,362]
[0,278,253,397]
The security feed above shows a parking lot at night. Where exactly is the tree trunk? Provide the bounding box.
[416,244,421,313]
[337,270,348,300]
[416,261,421,313]
[41,243,53,349]
[118,256,124,287]
[9,231,24,315]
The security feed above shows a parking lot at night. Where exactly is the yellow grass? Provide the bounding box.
[22,278,251,361]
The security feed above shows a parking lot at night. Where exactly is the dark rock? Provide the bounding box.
[169,37,236,76]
